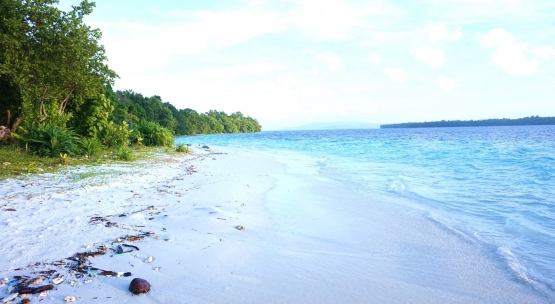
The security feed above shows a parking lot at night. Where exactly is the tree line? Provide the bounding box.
[110,90,261,136]
[0,0,261,147]
[380,116,555,129]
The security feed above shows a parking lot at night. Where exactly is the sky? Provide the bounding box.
[57,0,555,130]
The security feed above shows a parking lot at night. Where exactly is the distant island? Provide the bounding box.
[380,116,555,129]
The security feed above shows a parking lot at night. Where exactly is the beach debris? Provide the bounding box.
[4,208,16,212]
[235,225,246,231]
[144,256,153,263]
[17,284,53,294]
[129,278,151,295]
[64,296,76,302]
[152,267,160,271]
[123,244,140,251]
[51,274,64,285]
[84,279,92,284]
[21,298,30,304]
[27,276,42,285]
[1,293,18,303]
[126,235,143,242]
[117,272,132,278]
[202,145,210,149]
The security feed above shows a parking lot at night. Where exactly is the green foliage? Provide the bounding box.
[113,146,135,161]
[22,124,81,157]
[0,0,117,127]
[70,94,114,137]
[100,121,131,148]
[80,136,102,157]
[175,143,190,153]
[135,121,174,147]
[110,90,262,136]
[59,153,70,165]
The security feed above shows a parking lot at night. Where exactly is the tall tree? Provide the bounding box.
[0,0,117,128]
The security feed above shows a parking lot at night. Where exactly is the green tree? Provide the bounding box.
[0,0,117,128]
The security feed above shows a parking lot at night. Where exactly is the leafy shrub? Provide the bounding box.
[22,124,81,157]
[59,153,70,165]
[100,121,131,148]
[113,146,135,161]
[129,130,143,146]
[80,137,102,157]
[175,143,190,153]
[135,121,174,147]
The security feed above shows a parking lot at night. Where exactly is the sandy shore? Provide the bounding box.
[0,147,284,303]
[0,146,549,303]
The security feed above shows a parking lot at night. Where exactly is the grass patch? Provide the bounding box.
[0,144,175,181]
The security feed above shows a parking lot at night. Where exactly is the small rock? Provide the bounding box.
[21,298,30,304]
[128,278,151,295]
[235,225,246,231]
[64,296,76,302]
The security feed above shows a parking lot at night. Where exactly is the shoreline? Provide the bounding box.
[0,146,550,303]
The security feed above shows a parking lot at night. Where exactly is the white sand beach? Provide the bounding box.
[0,146,548,303]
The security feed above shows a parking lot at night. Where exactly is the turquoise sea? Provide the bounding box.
[176,125,555,299]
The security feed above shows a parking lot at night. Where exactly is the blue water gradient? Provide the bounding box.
[176,125,555,295]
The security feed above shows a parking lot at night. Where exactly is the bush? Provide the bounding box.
[113,146,135,161]
[175,143,190,153]
[22,124,81,157]
[101,121,131,148]
[80,137,102,157]
[135,121,174,147]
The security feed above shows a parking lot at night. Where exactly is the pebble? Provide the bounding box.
[128,278,151,295]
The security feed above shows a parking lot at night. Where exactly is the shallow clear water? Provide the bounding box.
[176,125,555,297]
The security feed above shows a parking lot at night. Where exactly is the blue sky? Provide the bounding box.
[58,0,555,130]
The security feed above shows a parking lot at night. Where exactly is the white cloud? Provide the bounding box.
[198,63,286,79]
[368,52,381,64]
[289,0,385,40]
[532,46,555,59]
[424,24,461,41]
[358,31,410,46]
[97,9,287,73]
[303,50,343,71]
[384,68,406,83]
[425,24,447,41]
[316,54,343,71]
[436,76,457,91]
[481,28,539,75]
[411,46,445,68]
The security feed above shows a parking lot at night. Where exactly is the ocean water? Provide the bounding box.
[176,125,555,299]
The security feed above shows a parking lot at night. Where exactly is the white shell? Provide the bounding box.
[64,295,76,302]
[144,256,153,263]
